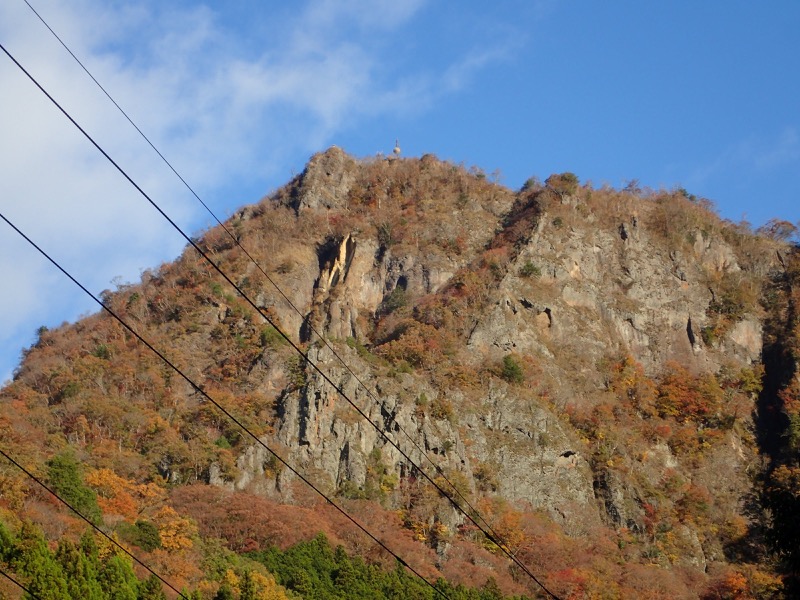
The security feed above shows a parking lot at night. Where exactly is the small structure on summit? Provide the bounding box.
[392,139,401,156]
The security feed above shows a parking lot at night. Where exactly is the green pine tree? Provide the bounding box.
[240,570,256,600]
[332,545,357,596]
[99,552,138,600]
[0,521,15,563]
[479,577,503,600]
[138,574,167,600]
[46,451,102,525]
[13,522,69,600]
[212,583,235,600]
[56,539,104,599]
[80,530,100,564]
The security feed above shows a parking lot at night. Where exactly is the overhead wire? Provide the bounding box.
[21,0,217,235]
[0,447,189,599]
[21,0,550,575]
[0,210,452,600]
[4,14,562,597]
[3,29,560,598]
[0,564,42,600]
[21,0,485,528]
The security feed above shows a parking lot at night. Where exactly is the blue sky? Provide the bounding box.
[1,0,799,384]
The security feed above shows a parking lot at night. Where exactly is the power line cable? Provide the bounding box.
[22,0,547,570]
[0,564,42,600]
[22,8,549,584]
[21,0,485,530]
[0,447,188,599]
[6,26,552,591]
[1,35,559,598]
[21,0,216,233]
[0,210,452,600]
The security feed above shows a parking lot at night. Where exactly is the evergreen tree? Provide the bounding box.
[56,539,104,599]
[480,577,503,600]
[286,567,315,599]
[80,530,100,564]
[46,451,102,524]
[138,574,167,600]
[12,522,69,600]
[133,520,162,552]
[332,545,358,597]
[212,583,235,600]
[0,521,15,563]
[99,552,138,600]
[240,570,256,600]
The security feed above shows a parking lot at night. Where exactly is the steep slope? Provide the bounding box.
[758,246,800,595]
[0,147,794,598]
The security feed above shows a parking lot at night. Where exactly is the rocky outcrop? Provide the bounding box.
[3,147,791,597]
[219,150,772,566]
[468,208,760,376]
[290,146,358,212]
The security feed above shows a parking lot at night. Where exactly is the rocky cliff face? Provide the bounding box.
[2,147,790,597]
[200,150,777,561]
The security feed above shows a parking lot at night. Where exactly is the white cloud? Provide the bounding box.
[0,0,515,381]
[298,0,427,42]
[441,41,522,93]
[689,126,800,189]
[751,127,800,171]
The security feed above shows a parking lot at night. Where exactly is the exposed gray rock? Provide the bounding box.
[225,149,769,552]
[291,146,358,212]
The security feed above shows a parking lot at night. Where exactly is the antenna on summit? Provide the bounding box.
[393,139,401,156]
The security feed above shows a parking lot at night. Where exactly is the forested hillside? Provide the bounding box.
[1,147,798,599]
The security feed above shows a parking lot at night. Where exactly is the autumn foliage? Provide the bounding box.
[1,151,795,597]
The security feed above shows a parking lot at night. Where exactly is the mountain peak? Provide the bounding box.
[2,149,798,598]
